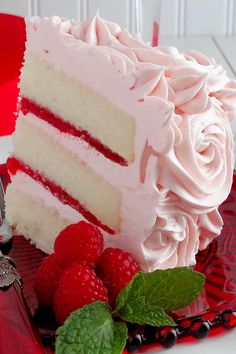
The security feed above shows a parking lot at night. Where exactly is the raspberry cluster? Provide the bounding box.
[34,221,140,324]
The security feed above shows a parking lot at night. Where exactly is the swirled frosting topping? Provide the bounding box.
[27,14,234,117]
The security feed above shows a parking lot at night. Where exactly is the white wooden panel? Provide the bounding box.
[226,0,234,35]
[38,0,78,19]
[159,36,234,78]
[185,0,228,36]
[233,0,236,34]
[1,0,236,37]
[214,36,236,76]
[87,0,129,29]
[141,0,175,41]
[0,0,30,17]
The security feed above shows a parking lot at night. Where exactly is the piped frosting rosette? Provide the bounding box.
[141,184,225,270]
[142,205,223,269]
[143,202,200,270]
[158,102,234,212]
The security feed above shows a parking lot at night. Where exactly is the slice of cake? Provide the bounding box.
[5,15,236,271]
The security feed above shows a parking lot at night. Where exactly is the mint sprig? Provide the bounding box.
[116,267,205,324]
[55,302,127,354]
[56,267,205,354]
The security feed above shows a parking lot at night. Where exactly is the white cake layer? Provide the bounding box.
[13,114,122,232]
[5,173,85,253]
[5,172,160,270]
[5,173,138,258]
[20,52,135,162]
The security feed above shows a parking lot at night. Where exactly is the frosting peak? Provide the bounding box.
[170,70,208,114]
[71,15,118,45]
[130,66,168,101]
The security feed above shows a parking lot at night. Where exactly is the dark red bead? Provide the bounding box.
[156,327,177,348]
[210,316,221,328]
[141,326,157,344]
[191,318,210,339]
[221,310,236,329]
[126,334,142,353]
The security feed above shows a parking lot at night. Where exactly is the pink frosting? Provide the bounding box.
[158,102,234,212]
[143,204,200,269]
[20,15,236,271]
[212,80,236,121]
[198,209,223,250]
[26,15,233,118]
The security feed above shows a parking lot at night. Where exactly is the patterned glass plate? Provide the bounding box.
[5,173,236,353]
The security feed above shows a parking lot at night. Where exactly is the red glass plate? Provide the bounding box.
[4,172,236,353]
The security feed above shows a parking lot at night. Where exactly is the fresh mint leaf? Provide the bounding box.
[116,267,205,325]
[55,301,127,354]
[118,299,175,326]
[111,322,128,354]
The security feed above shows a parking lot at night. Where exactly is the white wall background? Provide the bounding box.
[1,0,236,41]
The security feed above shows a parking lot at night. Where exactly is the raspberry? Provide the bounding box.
[96,248,141,305]
[54,221,104,268]
[34,253,64,307]
[54,264,108,324]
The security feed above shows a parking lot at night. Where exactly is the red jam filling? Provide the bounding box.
[20,97,128,166]
[8,157,115,235]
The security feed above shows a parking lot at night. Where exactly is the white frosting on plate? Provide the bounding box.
[13,15,235,271]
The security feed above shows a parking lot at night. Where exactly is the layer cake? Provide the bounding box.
[5,15,236,271]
